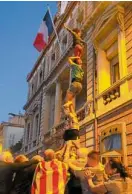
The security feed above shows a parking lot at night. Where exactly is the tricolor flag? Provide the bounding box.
[31,160,68,194]
[33,10,54,52]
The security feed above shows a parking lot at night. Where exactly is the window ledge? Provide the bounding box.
[96,92,132,118]
[96,73,132,99]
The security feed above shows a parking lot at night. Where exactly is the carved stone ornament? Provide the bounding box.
[117,12,124,32]
[85,102,91,116]
[92,5,124,51]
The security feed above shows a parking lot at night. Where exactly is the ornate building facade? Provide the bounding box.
[23,1,132,172]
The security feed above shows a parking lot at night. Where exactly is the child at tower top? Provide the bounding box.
[64,24,86,57]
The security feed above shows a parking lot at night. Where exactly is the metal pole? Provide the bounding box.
[47,6,62,54]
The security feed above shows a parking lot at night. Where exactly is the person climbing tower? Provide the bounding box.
[63,56,84,119]
[59,101,81,162]
[64,24,85,58]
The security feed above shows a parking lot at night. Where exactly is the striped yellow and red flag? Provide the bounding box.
[31,159,68,194]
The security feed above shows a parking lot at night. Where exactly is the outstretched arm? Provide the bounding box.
[8,160,38,171]
[85,170,107,193]
[64,24,76,36]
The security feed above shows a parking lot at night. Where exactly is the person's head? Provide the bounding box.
[69,146,77,159]
[105,158,128,179]
[15,155,29,163]
[44,149,55,161]
[73,28,81,37]
[55,152,63,161]
[32,155,44,162]
[71,146,77,155]
[87,151,100,167]
[1,151,14,163]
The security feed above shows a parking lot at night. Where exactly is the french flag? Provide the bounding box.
[33,10,54,52]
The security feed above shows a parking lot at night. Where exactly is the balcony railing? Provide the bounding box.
[77,101,91,122]
[96,73,132,105]
[103,86,120,105]
[43,101,91,145]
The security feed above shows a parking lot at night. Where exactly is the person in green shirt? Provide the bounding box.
[63,56,84,119]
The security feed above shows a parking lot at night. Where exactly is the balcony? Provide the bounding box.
[43,101,91,146]
[96,73,132,117]
[77,101,90,122]
[103,86,120,105]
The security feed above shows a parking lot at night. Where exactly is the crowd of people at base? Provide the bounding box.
[0,148,132,194]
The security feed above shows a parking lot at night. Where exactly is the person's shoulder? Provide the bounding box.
[54,159,68,169]
[104,180,118,191]
[126,177,132,183]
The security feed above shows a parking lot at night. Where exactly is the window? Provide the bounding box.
[43,59,45,79]
[62,35,67,52]
[103,134,121,152]
[51,53,56,62]
[50,52,56,70]
[47,56,50,74]
[39,70,43,84]
[49,94,55,129]
[32,84,34,94]
[111,62,120,84]
[100,123,127,165]
[34,114,39,137]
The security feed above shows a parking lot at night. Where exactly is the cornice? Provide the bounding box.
[0,122,24,128]
[82,2,111,34]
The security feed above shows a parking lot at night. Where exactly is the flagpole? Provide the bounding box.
[47,6,62,54]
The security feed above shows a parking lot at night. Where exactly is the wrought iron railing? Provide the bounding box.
[43,101,91,145]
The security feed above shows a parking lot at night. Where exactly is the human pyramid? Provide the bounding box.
[58,24,86,161]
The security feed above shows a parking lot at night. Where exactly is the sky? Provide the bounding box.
[0,1,57,122]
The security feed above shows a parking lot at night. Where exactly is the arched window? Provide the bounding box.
[100,123,127,165]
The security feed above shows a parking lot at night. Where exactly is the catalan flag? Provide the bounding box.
[31,160,68,194]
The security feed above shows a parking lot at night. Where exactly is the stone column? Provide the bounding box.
[117,12,129,96]
[54,80,62,126]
